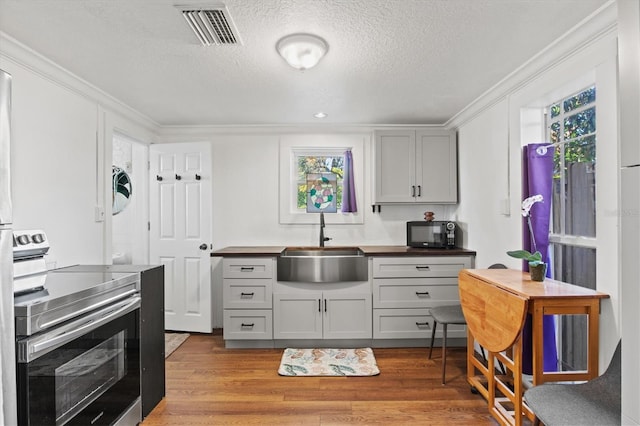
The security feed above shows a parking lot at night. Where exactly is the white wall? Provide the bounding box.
[0,34,157,267]
[456,99,516,268]
[160,130,457,249]
[2,59,102,267]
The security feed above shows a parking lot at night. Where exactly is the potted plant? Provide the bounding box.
[507,194,547,281]
[507,249,546,281]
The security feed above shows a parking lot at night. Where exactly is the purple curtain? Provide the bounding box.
[341,150,357,213]
[521,143,557,374]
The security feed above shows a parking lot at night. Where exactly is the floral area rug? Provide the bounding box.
[278,348,380,376]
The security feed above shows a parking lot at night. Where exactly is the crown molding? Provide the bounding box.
[0,31,159,135]
[446,1,617,129]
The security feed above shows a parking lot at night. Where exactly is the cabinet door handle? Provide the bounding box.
[415,291,430,296]
[241,323,254,328]
[411,185,416,197]
[415,322,429,327]
[318,299,322,313]
[417,185,422,197]
[415,266,431,271]
[240,267,254,272]
[324,299,327,312]
[240,292,254,297]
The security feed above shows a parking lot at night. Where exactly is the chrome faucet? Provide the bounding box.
[319,212,331,247]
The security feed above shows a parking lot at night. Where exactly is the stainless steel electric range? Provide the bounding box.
[13,230,142,426]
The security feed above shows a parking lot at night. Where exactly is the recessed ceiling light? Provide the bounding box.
[314,112,327,119]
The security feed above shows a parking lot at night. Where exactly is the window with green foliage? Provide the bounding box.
[295,153,344,211]
[547,85,596,372]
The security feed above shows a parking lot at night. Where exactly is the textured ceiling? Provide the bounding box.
[0,0,608,126]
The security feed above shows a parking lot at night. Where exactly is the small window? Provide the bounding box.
[278,135,364,225]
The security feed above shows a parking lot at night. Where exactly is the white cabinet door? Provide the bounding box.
[323,293,372,339]
[374,130,416,203]
[149,142,212,333]
[416,130,457,203]
[373,128,458,204]
[274,291,372,340]
[273,293,323,339]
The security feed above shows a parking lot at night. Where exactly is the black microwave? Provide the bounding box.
[406,221,458,248]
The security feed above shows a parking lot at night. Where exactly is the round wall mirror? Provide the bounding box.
[112,165,132,215]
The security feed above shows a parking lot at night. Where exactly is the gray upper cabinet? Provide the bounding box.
[374,129,457,204]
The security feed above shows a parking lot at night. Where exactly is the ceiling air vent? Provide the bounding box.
[178,4,241,46]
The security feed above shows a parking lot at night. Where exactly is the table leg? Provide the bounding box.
[531,304,544,386]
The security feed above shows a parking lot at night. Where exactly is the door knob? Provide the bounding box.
[199,243,209,250]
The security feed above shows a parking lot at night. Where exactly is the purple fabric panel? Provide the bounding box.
[341,150,358,213]
[521,144,558,374]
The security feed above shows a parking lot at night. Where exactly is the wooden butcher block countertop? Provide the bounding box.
[211,245,476,257]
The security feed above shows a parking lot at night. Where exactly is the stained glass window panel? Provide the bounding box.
[563,107,596,140]
[550,121,561,143]
[563,86,596,113]
[296,154,344,210]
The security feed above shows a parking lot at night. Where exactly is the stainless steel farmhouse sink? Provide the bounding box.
[277,247,368,283]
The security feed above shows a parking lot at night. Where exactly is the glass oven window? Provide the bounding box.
[17,308,140,426]
[56,331,127,424]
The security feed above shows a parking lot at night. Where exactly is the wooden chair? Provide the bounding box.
[429,263,507,384]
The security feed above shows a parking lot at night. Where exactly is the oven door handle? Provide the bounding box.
[17,296,141,363]
[38,288,139,330]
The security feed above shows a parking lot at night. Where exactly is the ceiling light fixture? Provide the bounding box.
[313,112,327,119]
[276,33,328,70]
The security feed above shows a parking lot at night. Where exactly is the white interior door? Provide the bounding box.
[150,142,212,333]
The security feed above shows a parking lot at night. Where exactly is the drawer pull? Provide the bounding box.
[240,292,255,297]
[415,291,430,296]
[241,323,255,328]
[240,267,255,272]
[415,322,429,327]
[415,266,431,271]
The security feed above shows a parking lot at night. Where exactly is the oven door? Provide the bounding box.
[16,296,141,426]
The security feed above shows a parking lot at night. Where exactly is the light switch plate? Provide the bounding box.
[95,206,105,222]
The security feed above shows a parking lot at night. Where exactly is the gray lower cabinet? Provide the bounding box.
[222,258,274,340]
[272,283,372,340]
[372,256,473,340]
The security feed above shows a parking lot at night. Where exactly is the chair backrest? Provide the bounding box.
[602,340,621,384]
[488,263,507,269]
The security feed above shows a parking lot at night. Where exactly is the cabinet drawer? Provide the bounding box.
[223,310,273,340]
[223,258,273,279]
[373,309,466,339]
[373,279,460,309]
[373,308,432,339]
[372,257,472,278]
[223,279,272,309]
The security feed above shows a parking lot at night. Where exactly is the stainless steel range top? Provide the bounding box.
[14,271,139,336]
[13,230,140,337]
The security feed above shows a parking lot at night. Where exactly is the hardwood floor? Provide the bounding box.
[142,333,497,425]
